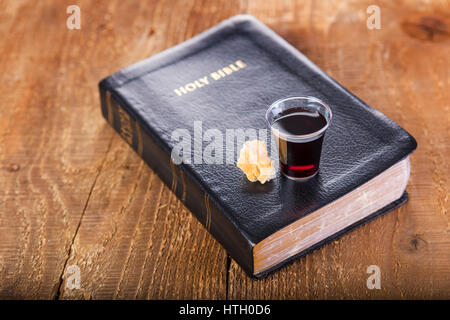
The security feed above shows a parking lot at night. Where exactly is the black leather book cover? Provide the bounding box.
[98,15,417,279]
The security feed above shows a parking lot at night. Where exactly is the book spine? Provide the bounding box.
[99,80,255,276]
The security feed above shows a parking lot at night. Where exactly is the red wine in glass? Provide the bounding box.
[266,97,332,181]
[271,110,327,179]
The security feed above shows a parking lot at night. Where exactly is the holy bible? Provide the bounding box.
[98,15,417,278]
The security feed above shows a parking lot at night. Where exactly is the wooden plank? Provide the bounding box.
[0,0,116,299]
[228,0,449,299]
[57,0,241,299]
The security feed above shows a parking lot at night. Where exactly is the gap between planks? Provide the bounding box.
[54,135,115,299]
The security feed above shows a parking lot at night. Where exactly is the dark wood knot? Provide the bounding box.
[410,235,427,251]
[402,14,450,42]
[6,163,20,172]
[147,27,156,37]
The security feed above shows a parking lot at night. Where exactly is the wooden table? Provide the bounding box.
[0,0,448,299]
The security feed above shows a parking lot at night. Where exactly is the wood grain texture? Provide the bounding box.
[0,0,448,299]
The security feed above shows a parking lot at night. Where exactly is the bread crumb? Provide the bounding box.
[237,140,276,184]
